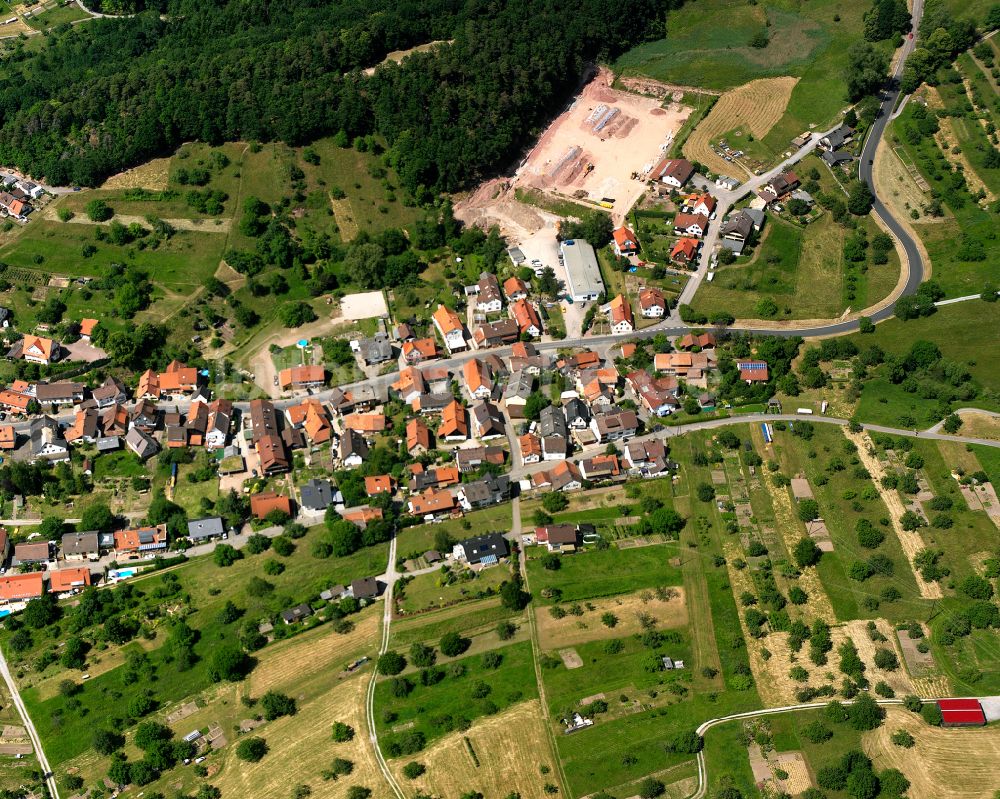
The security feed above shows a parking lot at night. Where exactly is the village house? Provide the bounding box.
[339,429,369,468]
[531,459,583,492]
[669,237,699,265]
[457,473,510,510]
[351,577,380,601]
[473,318,520,348]
[639,287,666,318]
[358,333,393,366]
[114,525,168,556]
[250,399,290,475]
[408,488,457,520]
[64,408,98,445]
[300,478,336,512]
[651,157,694,188]
[758,171,800,203]
[125,426,159,461]
[539,404,569,461]
[503,276,529,301]
[590,408,639,443]
[438,399,469,441]
[80,318,98,341]
[519,432,542,463]
[61,531,101,561]
[186,517,225,543]
[510,298,542,338]
[673,213,708,238]
[463,358,493,400]
[401,337,439,365]
[563,397,590,430]
[627,370,680,417]
[279,364,326,391]
[472,401,506,440]
[612,225,639,257]
[159,360,200,395]
[0,425,15,450]
[406,417,432,456]
[676,332,716,350]
[605,294,634,334]
[475,272,504,313]
[502,370,534,414]
[682,192,716,217]
[364,475,394,497]
[34,381,85,408]
[820,124,853,151]
[250,491,294,520]
[535,524,579,552]
[452,532,509,566]
[579,453,621,481]
[409,465,460,492]
[129,399,158,432]
[624,439,670,476]
[92,376,127,408]
[0,572,44,603]
[12,335,57,365]
[432,304,467,354]
[509,341,548,374]
[392,366,427,405]
[454,445,505,473]
[736,360,769,383]
[13,541,50,566]
[185,401,209,447]
[29,416,69,463]
[205,398,233,449]
[343,412,387,434]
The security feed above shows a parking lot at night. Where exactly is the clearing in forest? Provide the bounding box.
[683,77,798,176]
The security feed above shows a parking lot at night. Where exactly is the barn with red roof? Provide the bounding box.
[937,698,986,727]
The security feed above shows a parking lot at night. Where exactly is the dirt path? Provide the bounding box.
[844,429,942,598]
[43,208,231,232]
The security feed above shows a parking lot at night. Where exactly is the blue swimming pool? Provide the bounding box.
[109,568,137,580]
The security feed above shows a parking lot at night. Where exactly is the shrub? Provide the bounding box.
[332,722,355,742]
[377,651,406,675]
[402,762,426,779]
[236,737,268,762]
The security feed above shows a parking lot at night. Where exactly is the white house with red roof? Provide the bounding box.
[612,225,639,257]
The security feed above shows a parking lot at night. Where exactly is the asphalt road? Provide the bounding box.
[0,647,59,799]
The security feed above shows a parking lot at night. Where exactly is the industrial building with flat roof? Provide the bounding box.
[560,239,604,302]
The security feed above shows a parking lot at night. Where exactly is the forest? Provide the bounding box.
[0,0,670,189]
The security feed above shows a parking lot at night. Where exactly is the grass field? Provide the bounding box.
[390,700,559,799]
[889,103,1000,298]
[693,211,899,320]
[0,221,225,291]
[396,566,510,614]
[374,641,538,752]
[850,301,1000,426]
[615,0,889,149]
[526,545,684,604]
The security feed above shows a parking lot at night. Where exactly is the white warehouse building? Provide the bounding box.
[560,239,604,302]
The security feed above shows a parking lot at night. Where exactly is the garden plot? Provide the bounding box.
[895,624,937,677]
[843,430,942,599]
[747,742,811,796]
[535,588,688,650]
[514,66,691,219]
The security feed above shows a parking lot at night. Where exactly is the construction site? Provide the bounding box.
[514,68,692,221]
